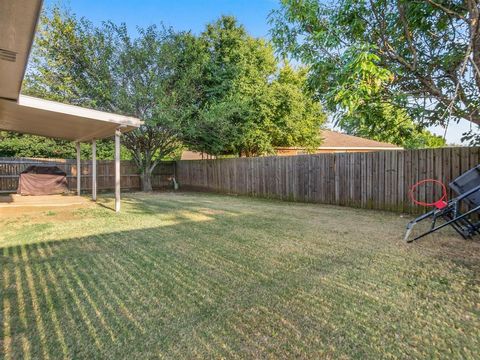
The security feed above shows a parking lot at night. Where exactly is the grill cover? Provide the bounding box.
[17,165,68,195]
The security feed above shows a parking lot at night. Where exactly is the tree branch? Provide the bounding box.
[424,0,466,20]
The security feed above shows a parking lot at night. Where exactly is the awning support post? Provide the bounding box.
[76,141,81,196]
[92,139,97,201]
[115,129,121,212]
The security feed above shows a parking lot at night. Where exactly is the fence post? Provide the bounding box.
[92,140,97,201]
[115,128,121,212]
[76,142,81,195]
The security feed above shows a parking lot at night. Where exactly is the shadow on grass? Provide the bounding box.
[93,191,245,217]
[0,207,298,359]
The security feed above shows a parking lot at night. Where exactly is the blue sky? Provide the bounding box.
[45,0,279,38]
[43,0,473,144]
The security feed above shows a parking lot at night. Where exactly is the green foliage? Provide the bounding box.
[321,45,445,148]
[22,9,326,187]
[322,46,446,148]
[270,0,480,145]
[175,16,325,156]
[270,63,325,151]
[327,46,393,115]
[339,104,446,149]
[0,132,131,159]
[25,8,184,190]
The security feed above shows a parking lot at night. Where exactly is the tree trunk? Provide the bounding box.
[141,168,153,192]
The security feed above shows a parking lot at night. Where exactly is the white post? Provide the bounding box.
[92,140,97,201]
[115,129,121,212]
[76,142,81,196]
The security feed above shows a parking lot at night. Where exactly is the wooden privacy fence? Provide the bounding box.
[176,147,480,213]
[2,148,479,213]
[0,157,175,193]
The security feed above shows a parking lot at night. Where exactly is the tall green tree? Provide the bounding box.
[269,0,478,145]
[177,16,325,156]
[25,8,184,190]
[270,63,325,150]
[176,16,276,156]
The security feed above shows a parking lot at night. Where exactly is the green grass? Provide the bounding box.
[1,192,479,359]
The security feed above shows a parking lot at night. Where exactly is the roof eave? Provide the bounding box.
[0,96,142,142]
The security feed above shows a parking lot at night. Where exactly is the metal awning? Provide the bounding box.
[0,95,142,141]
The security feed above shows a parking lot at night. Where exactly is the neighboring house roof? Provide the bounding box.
[181,151,207,160]
[319,130,401,149]
[181,131,401,160]
[275,130,402,151]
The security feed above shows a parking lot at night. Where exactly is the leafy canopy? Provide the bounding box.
[175,16,326,156]
[25,8,186,190]
[0,132,131,159]
[270,0,477,145]
[20,10,326,169]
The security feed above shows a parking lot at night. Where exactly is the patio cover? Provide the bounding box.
[0,95,141,142]
[0,0,142,211]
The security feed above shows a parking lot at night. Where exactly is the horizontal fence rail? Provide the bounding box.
[176,147,480,214]
[0,157,174,193]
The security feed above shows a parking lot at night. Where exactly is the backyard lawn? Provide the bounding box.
[1,192,479,359]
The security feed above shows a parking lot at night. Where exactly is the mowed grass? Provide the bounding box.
[0,192,479,359]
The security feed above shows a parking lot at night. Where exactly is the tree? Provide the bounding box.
[270,62,326,150]
[25,8,184,190]
[322,46,445,147]
[177,16,325,156]
[175,16,278,156]
[339,103,446,149]
[269,0,480,144]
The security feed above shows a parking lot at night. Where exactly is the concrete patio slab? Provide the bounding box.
[0,194,93,216]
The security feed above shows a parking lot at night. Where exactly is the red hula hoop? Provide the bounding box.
[408,179,448,208]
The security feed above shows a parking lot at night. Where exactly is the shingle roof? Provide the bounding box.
[319,130,400,148]
[181,130,402,159]
[181,150,205,160]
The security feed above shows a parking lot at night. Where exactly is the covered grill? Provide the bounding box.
[17,165,69,196]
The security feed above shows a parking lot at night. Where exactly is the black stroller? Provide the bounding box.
[404,165,480,243]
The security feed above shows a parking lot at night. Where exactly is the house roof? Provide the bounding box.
[181,130,402,160]
[319,130,401,149]
[276,130,401,150]
[181,150,206,160]
[0,0,42,101]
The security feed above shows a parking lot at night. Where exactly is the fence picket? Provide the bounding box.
[175,148,480,214]
[0,157,174,193]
